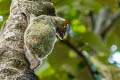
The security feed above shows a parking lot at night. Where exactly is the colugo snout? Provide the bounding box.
[24,15,69,69]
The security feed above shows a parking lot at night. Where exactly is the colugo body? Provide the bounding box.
[24,15,69,69]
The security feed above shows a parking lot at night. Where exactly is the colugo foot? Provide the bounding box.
[30,58,40,70]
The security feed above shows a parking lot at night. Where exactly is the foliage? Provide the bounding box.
[1,0,120,80]
[0,0,10,27]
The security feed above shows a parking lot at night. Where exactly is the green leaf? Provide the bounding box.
[48,42,70,68]
[106,20,120,50]
[0,0,10,28]
[81,32,110,55]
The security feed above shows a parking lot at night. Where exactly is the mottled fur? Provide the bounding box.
[24,15,68,69]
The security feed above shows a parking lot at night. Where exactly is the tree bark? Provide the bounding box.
[0,0,55,80]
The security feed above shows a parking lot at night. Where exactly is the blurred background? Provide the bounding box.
[1,0,120,80]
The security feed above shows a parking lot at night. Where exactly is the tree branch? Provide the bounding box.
[101,9,120,37]
[88,10,95,30]
[0,0,55,79]
[61,40,96,80]
[94,8,111,34]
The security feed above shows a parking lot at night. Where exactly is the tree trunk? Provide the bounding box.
[0,0,55,80]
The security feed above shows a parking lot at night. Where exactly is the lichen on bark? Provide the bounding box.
[0,0,56,80]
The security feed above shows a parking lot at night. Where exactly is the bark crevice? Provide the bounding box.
[0,0,56,79]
